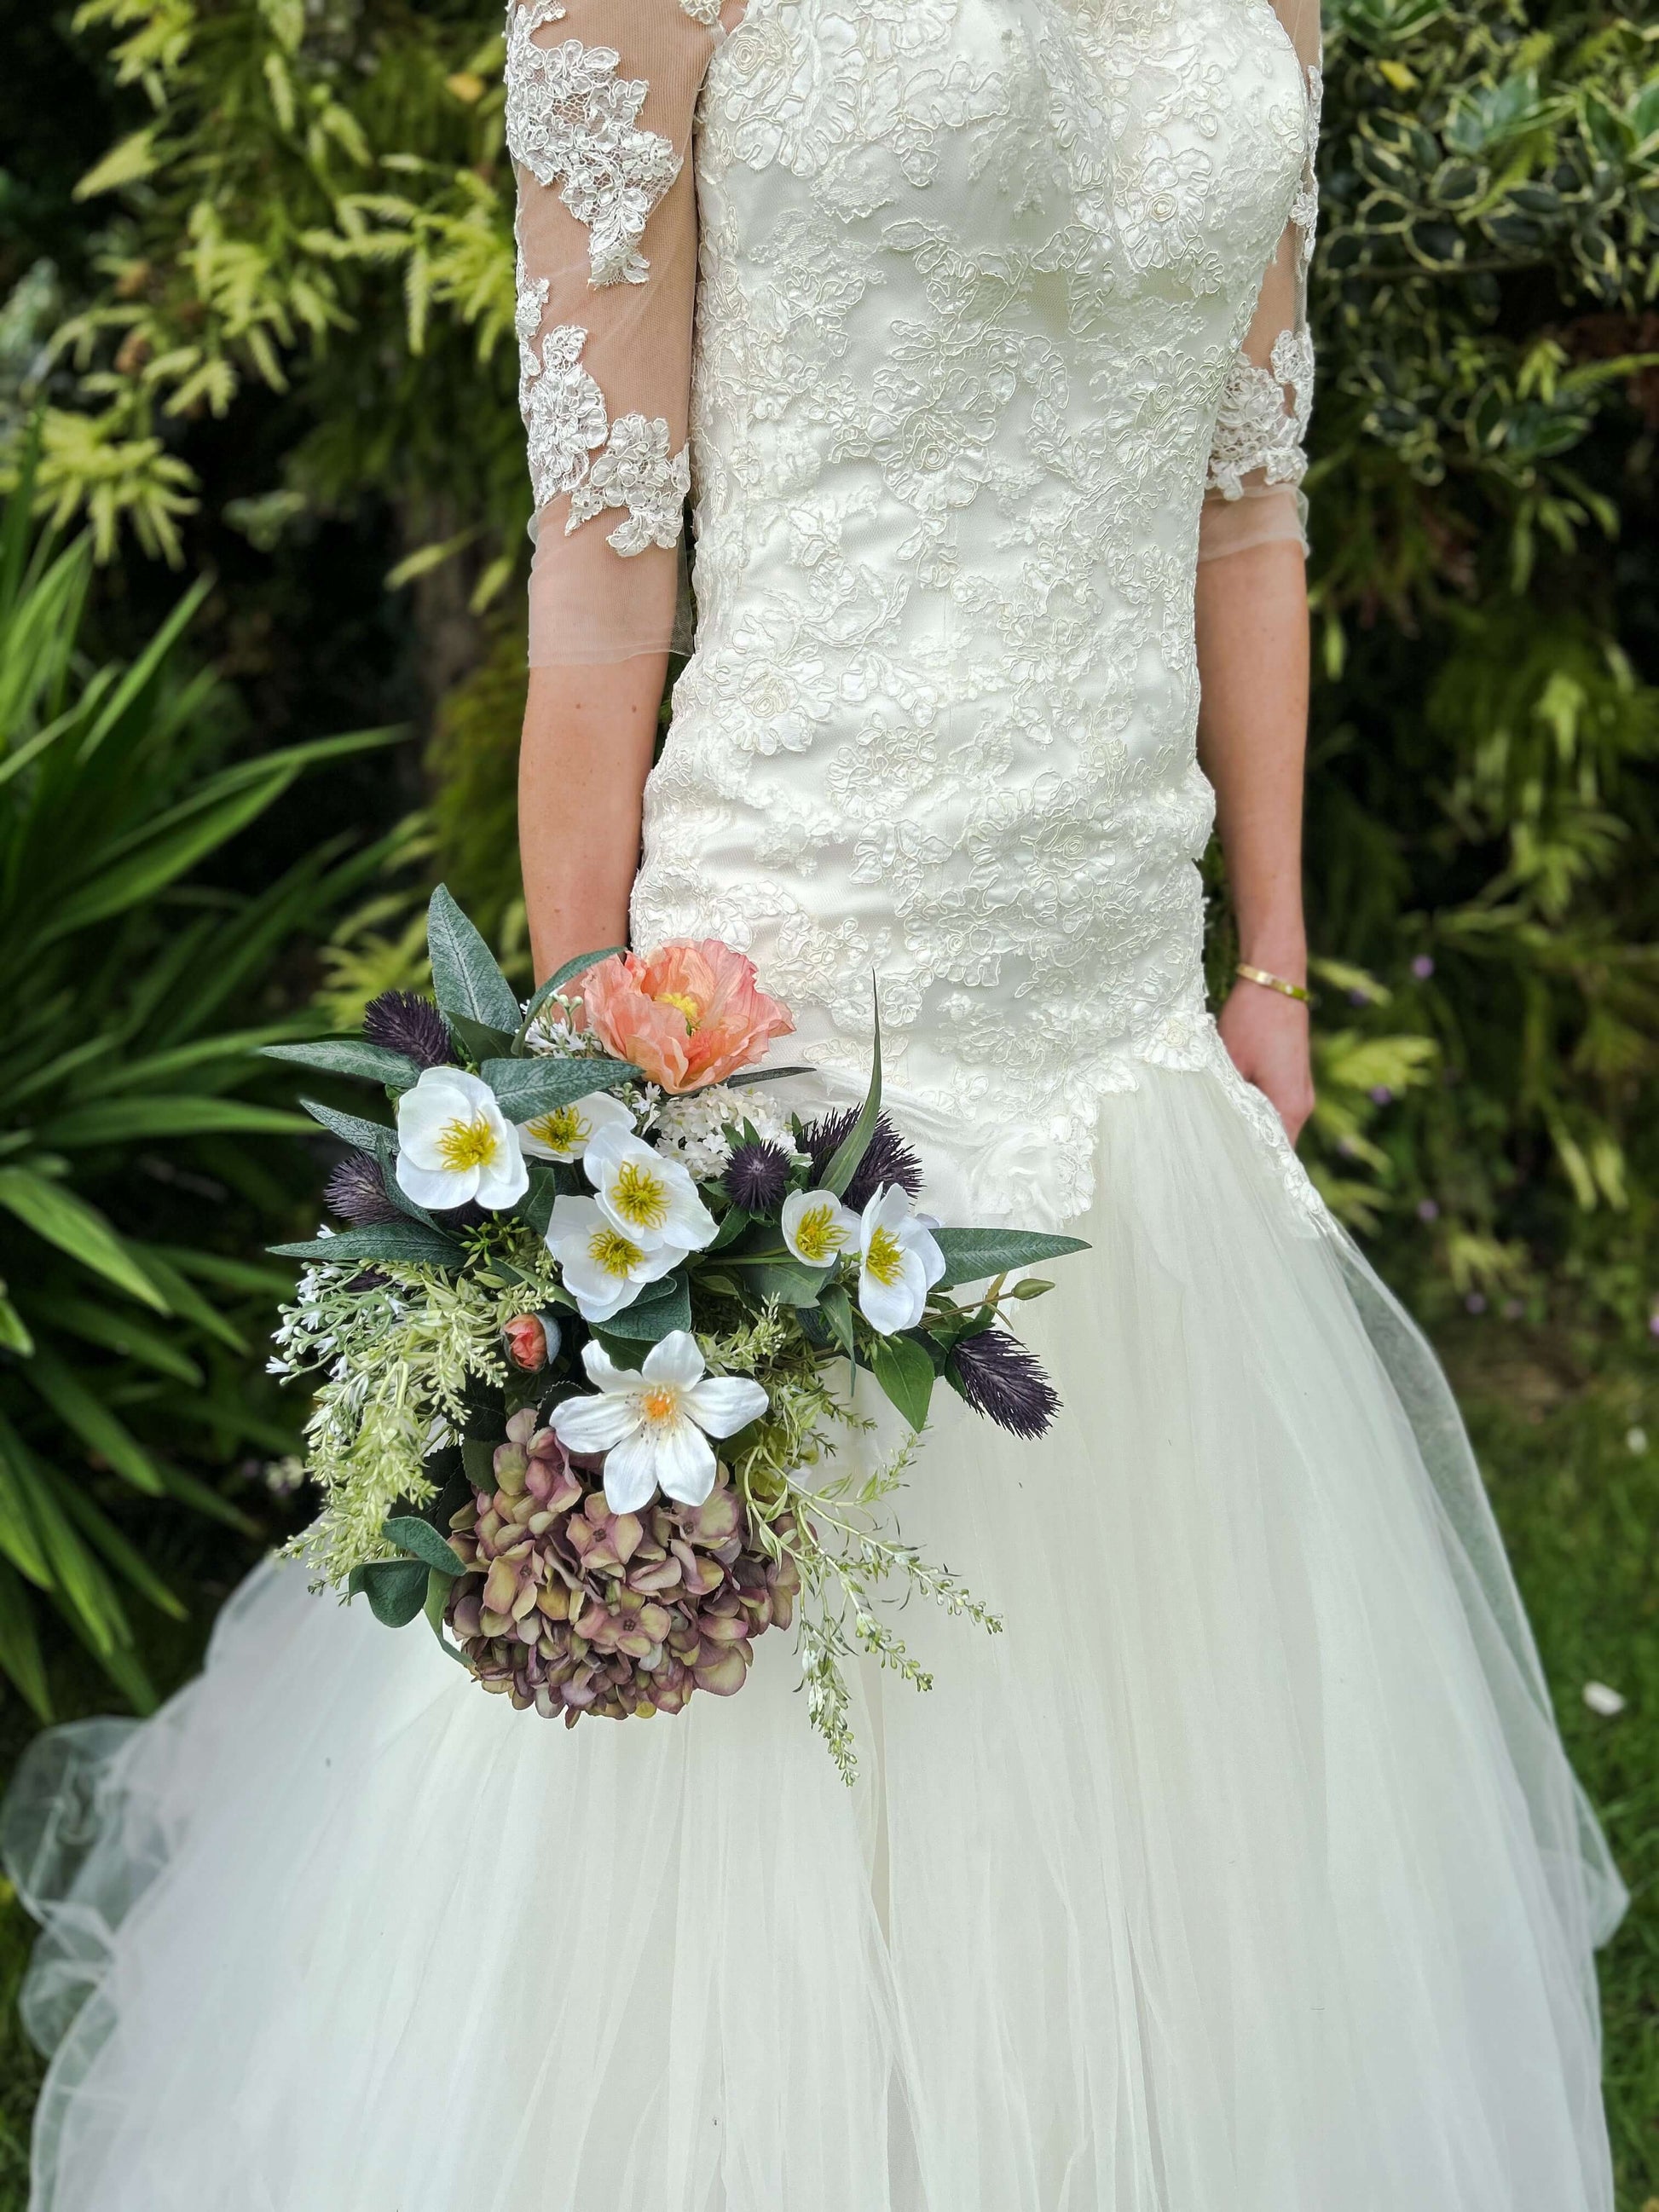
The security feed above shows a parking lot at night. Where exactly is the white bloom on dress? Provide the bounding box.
[781,1188,859,1269]
[550,1332,769,1514]
[856,1183,945,1335]
[517,1088,633,1164]
[586,1123,717,1253]
[544,1195,680,1324]
[395,1067,529,1211]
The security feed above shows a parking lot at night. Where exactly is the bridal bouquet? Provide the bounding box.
[265,889,1084,1774]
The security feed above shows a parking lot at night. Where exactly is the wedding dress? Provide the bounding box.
[3,3,1627,2207]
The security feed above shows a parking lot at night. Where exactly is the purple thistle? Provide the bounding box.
[364,990,453,1070]
[948,1328,1061,1439]
[723,1141,792,1215]
[325,1149,400,1226]
[801,1108,923,1213]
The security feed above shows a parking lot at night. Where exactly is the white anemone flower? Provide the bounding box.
[544,1195,681,1324]
[395,1066,529,1211]
[857,1183,945,1335]
[585,1123,717,1253]
[517,1087,633,1164]
[781,1187,860,1269]
[550,1332,769,1513]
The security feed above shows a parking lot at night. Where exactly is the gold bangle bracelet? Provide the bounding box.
[1236,962,1312,1004]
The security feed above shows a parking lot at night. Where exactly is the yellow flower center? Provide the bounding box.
[864,1226,905,1287]
[793,1201,849,1264]
[436,1113,500,1172]
[640,1384,680,1425]
[587,1226,645,1279]
[609,1161,670,1232]
[656,990,702,1031]
[527,1106,586,1154]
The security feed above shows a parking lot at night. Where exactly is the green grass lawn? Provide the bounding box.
[0,1335,1653,2207]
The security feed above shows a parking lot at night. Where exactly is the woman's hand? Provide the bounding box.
[1218,981,1315,1144]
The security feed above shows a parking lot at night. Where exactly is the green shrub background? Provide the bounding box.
[0,0,1654,2198]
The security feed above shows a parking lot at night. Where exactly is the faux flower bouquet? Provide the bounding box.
[266,889,1085,1774]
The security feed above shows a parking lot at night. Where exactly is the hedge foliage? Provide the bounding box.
[4,0,1657,1343]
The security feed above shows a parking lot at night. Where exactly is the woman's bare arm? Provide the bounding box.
[1195,534,1315,1142]
[519,655,667,985]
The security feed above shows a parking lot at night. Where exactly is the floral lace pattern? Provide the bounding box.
[505,0,682,286]
[569,411,692,552]
[517,302,609,508]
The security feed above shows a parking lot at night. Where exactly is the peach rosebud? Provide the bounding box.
[579,939,793,1094]
[504,1314,555,1372]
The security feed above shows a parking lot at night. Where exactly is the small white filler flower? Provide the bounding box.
[781,1187,860,1269]
[545,1196,682,1324]
[856,1183,945,1335]
[585,1123,717,1253]
[517,1088,633,1164]
[395,1067,529,1210]
[551,1332,769,1513]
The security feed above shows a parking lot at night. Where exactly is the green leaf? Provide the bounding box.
[427,884,520,1033]
[26,1294,204,1384]
[820,1280,857,1357]
[520,1161,560,1237]
[48,1464,189,1620]
[126,1245,245,1350]
[43,1097,313,1146]
[598,1271,692,1342]
[299,1099,396,1155]
[733,1259,832,1308]
[517,945,625,1037]
[0,1168,168,1310]
[0,1556,51,1721]
[461,1438,498,1491]
[481,1055,639,1123]
[720,1066,815,1090]
[23,1349,167,1495]
[446,1014,518,1066]
[269,1222,467,1268]
[868,1331,937,1431]
[0,1290,34,1355]
[382,1514,465,1580]
[931,1227,1090,1291]
[348,1556,431,1628]
[821,998,882,1197]
[262,1040,424,1089]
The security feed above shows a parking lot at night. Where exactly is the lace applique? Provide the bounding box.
[505,0,682,287]
[518,306,610,508]
[1205,326,1314,498]
[569,413,692,553]
[678,0,723,20]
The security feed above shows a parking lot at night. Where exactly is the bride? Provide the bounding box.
[3,2,1628,2206]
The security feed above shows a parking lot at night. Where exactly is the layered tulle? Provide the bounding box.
[3,1063,1623,2212]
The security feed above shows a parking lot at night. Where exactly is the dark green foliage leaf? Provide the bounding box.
[461,1437,499,1492]
[263,1040,423,1090]
[269,1222,466,1267]
[820,1281,857,1358]
[518,945,625,1034]
[427,883,521,1033]
[446,1013,519,1065]
[720,1066,815,1089]
[598,1272,692,1342]
[348,1557,431,1628]
[299,1099,396,1156]
[481,1055,639,1122]
[868,1332,937,1432]
[932,1227,1090,1291]
[819,999,882,1198]
[735,1260,834,1308]
[382,1514,465,1580]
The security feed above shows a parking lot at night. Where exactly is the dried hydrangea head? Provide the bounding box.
[363,989,454,1071]
[801,1108,923,1214]
[946,1326,1061,1439]
[444,1409,798,1726]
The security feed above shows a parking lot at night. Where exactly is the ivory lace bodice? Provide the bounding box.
[510,0,1322,1222]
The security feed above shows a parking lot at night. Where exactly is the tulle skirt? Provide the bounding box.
[3,1063,1626,2212]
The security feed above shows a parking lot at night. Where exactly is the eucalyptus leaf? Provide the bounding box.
[869,1331,937,1431]
[382,1514,464,1580]
[263,1039,423,1090]
[598,1272,692,1342]
[427,884,521,1033]
[269,1222,465,1267]
[932,1227,1089,1291]
[349,1557,431,1628]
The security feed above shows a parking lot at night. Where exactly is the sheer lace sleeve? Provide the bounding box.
[511,0,737,665]
[1198,0,1321,564]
